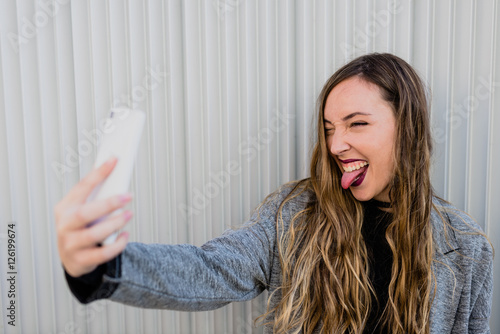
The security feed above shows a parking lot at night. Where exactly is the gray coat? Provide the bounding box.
[97,184,493,333]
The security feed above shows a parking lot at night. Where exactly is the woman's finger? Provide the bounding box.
[65,231,130,278]
[73,210,133,248]
[73,231,130,269]
[62,193,133,231]
[65,156,118,204]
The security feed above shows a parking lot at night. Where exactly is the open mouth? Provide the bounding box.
[340,161,369,189]
[350,166,368,187]
[342,160,368,172]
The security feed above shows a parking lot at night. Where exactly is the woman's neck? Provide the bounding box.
[366,198,393,212]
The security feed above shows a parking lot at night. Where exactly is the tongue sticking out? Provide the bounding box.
[341,166,368,189]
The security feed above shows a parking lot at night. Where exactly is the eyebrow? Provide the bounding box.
[323,112,372,124]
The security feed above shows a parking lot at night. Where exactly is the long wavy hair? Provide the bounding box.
[260,53,435,333]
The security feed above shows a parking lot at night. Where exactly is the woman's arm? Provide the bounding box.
[63,203,278,310]
[98,220,275,311]
[57,158,301,311]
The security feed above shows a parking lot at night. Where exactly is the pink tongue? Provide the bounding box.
[341,166,368,189]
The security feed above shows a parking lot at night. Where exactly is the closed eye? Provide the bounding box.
[324,127,334,134]
[351,122,368,127]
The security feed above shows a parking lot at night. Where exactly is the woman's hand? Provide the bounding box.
[54,157,133,278]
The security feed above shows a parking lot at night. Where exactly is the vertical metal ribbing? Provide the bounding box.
[1,1,500,333]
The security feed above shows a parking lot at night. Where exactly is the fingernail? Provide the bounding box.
[105,156,118,166]
[119,193,133,203]
[123,210,133,220]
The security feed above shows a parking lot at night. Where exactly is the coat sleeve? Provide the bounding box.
[104,219,276,311]
[64,184,297,310]
[467,246,493,334]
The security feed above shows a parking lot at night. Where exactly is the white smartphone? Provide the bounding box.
[87,109,145,245]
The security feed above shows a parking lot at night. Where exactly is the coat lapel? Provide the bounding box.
[429,202,466,333]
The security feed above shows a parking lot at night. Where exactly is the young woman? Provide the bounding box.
[56,53,493,333]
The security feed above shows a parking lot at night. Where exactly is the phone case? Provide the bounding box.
[87,109,145,245]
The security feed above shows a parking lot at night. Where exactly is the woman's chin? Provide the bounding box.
[351,188,391,203]
[349,188,372,202]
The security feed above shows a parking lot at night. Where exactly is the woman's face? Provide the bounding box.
[324,76,396,202]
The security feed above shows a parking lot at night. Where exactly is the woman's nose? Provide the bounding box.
[328,130,350,156]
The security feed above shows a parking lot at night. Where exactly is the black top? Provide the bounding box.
[64,256,120,303]
[65,200,393,333]
[361,200,393,333]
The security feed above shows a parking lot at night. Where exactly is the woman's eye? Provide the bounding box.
[351,122,368,127]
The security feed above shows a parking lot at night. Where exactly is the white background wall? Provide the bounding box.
[0,0,499,333]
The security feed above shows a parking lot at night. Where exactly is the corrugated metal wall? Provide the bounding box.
[0,0,498,333]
